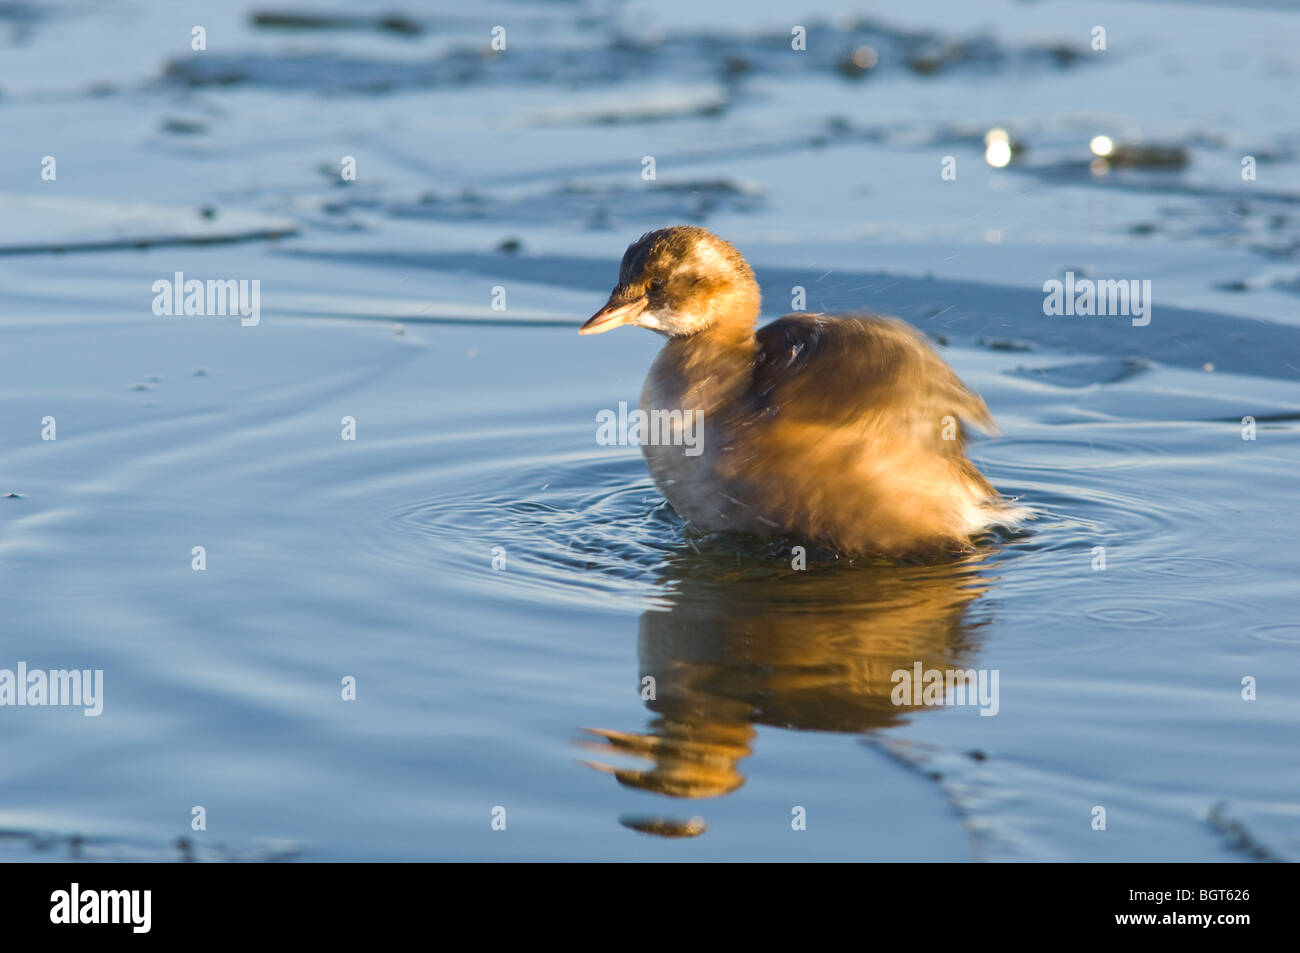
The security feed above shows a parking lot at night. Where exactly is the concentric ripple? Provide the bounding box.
[371,450,686,610]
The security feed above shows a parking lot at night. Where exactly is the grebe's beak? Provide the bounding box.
[579,294,647,335]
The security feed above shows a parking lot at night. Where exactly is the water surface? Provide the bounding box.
[1,0,1298,861]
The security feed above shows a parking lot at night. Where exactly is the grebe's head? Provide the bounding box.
[579,226,761,338]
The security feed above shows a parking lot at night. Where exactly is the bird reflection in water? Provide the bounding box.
[576,544,994,837]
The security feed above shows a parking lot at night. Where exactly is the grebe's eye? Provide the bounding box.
[647,278,664,293]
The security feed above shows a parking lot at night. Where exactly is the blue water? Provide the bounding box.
[1,0,1298,861]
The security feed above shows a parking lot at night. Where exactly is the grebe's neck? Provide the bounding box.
[668,317,757,375]
[645,318,759,422]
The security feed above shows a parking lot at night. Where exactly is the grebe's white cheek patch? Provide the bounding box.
[641,306,692,336]
[637,309,665,331]
[647,306,707,337]
[644,308,696,335]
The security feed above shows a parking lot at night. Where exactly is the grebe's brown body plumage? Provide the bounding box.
[580,226,1020,559]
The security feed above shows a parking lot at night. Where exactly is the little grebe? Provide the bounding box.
[580,226,1023,559]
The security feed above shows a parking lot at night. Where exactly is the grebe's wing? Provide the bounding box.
[750,313,996,455]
